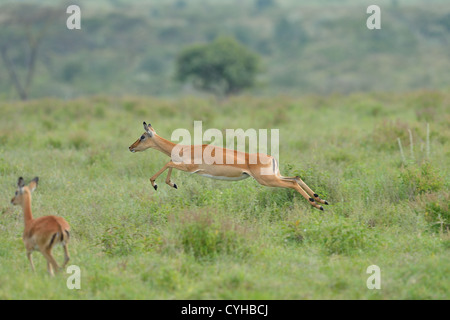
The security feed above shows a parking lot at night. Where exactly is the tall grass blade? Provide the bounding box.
[426,123,430,159]
[408,129,415,161]
[397,137,406,164]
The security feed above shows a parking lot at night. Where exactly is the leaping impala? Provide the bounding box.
[129,122,328,210]
[10,177,71,276]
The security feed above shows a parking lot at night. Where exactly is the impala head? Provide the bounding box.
[129,122,157,153]
[11,177,39,206]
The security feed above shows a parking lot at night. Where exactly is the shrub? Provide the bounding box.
[47,137,63,149]
[398,162,444,198]
[282,219,304,244]
[255,187,293,211]
[316,221,376,255]
[68,131,90,150]
[371,120,414,151]
[98,224,160,256]
[173,210,252,261]
[423,193,450,232]
[408,91,444,122]
[99,226,136,256]
[284,217,378,255]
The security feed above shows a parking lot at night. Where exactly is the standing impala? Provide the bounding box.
[10,177,70,276]
[129,122,328,210]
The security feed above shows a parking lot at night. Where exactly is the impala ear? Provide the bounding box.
[143,121,153,137]
[17,177,25,194]
[29,177,39,193]
[17,177,25,188]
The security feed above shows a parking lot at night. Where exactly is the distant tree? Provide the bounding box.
[0,4,60,100]
[175,0,187,9]
[439,13,450,32]
[255,0,276,12]
[176,37,260,96]
[274,17,309,51]
[62,61,83,83]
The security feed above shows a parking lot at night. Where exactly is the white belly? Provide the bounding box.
[195,172,251,181]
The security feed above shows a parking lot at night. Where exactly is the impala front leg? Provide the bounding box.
[150,161,181,190]
[165,167,177,189]
[150,163,170,190]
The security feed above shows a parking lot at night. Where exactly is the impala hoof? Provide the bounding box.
[153,184,158,191]
[324,201,329,205]
[319,206,324,211]
[173,184,178,189]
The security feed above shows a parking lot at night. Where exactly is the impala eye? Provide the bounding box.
[140,135,145,140]
[15,191,18,196]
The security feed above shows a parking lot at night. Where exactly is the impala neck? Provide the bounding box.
[21,192,34,226]
[152,134,177,157]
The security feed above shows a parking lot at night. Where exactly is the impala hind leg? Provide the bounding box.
[291,181,324,210]
[62,243,70,269]
[280,176,329,205]
[41,248,60,276]
[26,250,35,272]
[295,176,328,205]
[255,175,324,211]
[47,261,53,275]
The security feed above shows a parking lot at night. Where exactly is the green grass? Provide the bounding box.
[0,91,449,299]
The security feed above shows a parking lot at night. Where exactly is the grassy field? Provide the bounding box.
[0,91,449,299]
